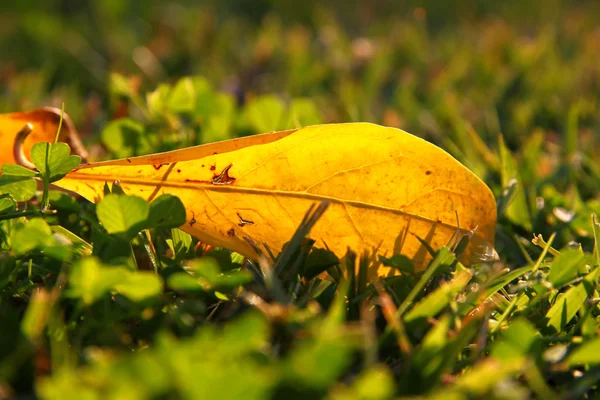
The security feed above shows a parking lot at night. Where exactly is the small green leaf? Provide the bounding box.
[405,269,471,324]
[66,257,161,304]
[101,118,151,158]
[49,191,80,212]
[410,314,451,382]
[49,155,80,182]
[109,180,126,195]
[498,135,532,231]
[189,257,253,290]
[167,272,204,291]
[10,218,55,255]
[0,174,36,202]
[568,337,600,366]
[21,289,52,343]
[483,266,531,298]
[491,317,539,360]
[51,225,92,257]
[147,194,186,229]
[168,228,193,261]
[545,269,598,333]
[593,214,600,267]
[66,258,125,305]
[166,77,201,114]
[396,247,455,317]
[110,72,134,97]
[30,142,80,182]
[146,83,171,116]
[244,95,286,133]
[345,365,395,400]
[286,294,355,389]
[303,248,340,279]
[9,218,72,261]
[190,77,215,118]
[437,359,525,398]
[1,164,38,177]
[169,261,252,293]
[547,249,587,289]
[188,257,221,276]
[31,142,65,173]
[96,194,149,239]
[379,254,414,274]
[284,98,322,129]
[0,194,16,214]
[200,93,235,143]
[114,272,163,302]
[230,252,245,265]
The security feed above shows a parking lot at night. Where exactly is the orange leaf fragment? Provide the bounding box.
[0,108,87,168]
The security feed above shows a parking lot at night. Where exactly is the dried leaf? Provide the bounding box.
[49,123,495,277]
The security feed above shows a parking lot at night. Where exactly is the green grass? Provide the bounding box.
[2,1,600,398]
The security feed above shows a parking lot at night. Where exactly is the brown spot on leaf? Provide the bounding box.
[177,169,181,173]
[153,163,168,170]
[237,213,254,227]
[188,213,197,226]
[126,158,132,163]
[426,170,432,175]
[227,228,235,237]
[209,165,215,171]
[212,164,236,185]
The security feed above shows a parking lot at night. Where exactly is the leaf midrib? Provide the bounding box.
[64,172,484,235]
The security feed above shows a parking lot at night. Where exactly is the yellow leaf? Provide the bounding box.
[0,108,87,167]
[49,123,495,277]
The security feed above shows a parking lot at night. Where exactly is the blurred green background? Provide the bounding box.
[1,0,599,151]
[2,1,600,398]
